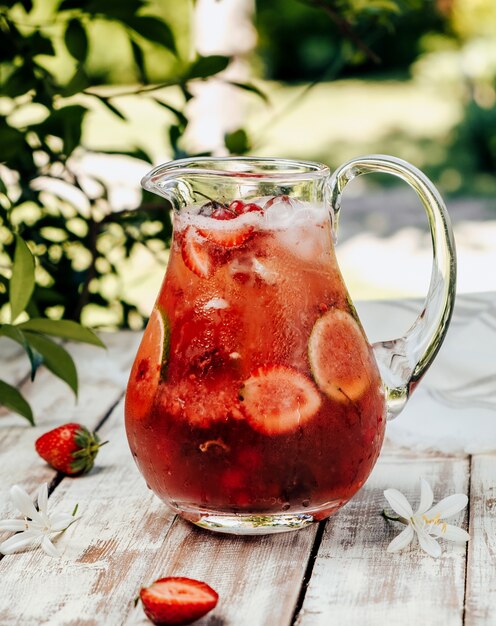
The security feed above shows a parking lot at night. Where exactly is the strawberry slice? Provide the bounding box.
[197,222,254,248]
[240,365,321,435]
[140,577,218,625]
[181,226,213,278]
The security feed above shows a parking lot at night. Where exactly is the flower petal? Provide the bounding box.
[50,513,76,532]
[387,524,414,553]
[9,486,43,523]
[431,523,470,543]
[425,494,468,519]
[41,535,59,558]
[0,530,41,555]
[384,489,413,518]
[37,483,49,516]
[417,478,434,515]
[417,529,442,558]
[0,519,29,532]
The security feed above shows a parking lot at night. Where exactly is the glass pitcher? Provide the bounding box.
[125,155,456,535]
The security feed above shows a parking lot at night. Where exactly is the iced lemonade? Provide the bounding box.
[125,196,386,523]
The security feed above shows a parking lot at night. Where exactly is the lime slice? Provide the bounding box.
[143,307,169,378]
[240,365,321,435]
[127,307,169,420]
[308,308,373,402]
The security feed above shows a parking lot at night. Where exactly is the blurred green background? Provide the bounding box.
[1,0,495,328]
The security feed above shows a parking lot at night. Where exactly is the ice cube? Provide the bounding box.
[252,258,278,284]
[263,197,296,229]
[204,297,229,310]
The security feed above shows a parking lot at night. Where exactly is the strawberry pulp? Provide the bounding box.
[125,197,386,524]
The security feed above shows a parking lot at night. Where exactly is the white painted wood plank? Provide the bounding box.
[0,392,318,625]
[0,399,177,626]
[124,518,317,626]
[296,454,469,626]
[465,454,496,626]
[0,339,30,388]
[0,332,141,519]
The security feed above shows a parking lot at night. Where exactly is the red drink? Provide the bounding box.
[125,196,386,532]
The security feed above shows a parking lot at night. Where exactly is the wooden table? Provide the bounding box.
[0,295,494,626]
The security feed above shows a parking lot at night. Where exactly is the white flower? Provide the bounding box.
[0,483,78,558]
[383,478,470,558]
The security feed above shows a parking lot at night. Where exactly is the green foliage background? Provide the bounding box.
[0,0,495,336]
[0,0,235,330]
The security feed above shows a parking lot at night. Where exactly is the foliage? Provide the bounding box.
[256,0,445,81]
[0,0,255,329]
[0,235,104,424]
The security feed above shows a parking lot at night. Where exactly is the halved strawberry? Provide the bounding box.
[239,365,321,435]
[197,223,254,248]
[140,577,218,625]
[181,226,213,278]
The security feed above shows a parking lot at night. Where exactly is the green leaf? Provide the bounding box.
[0,123,26,160]
[63,65,90,97]
[10,235,35,323]
[64,19,88,62]
[59,0,90,10]
[94,95,126,120]
[35,104,88,156]
[23,332,78,396]
[125,16,176,54]
[0,380,34,425]
[226,81,269,103]
[27,32,56,57]
[0,325,43,381]
[130,40,147,83]
[225,128,250,155]
[187,55,230,80]
[169,124,182,151]
[2,65,37,98]
[18,318,105,348]
[93,148,151,163]
[85,0,145,18]
[151,99,187,126]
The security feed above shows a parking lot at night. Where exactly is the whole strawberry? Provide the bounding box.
[140,577,218,625]
[35,423,106,475]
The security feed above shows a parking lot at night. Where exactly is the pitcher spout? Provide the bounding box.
[141,161,196,210]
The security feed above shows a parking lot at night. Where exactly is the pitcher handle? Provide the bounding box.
[328,155,457,420]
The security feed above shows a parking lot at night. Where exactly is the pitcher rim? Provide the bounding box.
[141,156,330,190]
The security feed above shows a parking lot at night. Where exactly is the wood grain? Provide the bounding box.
[0,340,30,389]
[0,393,317,626]
[0,399,177,625]
[465,454,496,626]
[0,332,140,518]
[295,453,470,626]
[0,326,493,626]
[124,517,318,626]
